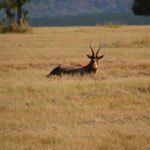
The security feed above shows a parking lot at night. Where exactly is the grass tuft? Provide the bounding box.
[104,22,120,29]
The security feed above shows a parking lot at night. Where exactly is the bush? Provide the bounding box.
[0,22,32,33]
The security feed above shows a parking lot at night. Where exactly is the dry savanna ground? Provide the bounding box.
[0,25,150,150]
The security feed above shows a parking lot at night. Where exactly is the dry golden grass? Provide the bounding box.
[0,25,150,150]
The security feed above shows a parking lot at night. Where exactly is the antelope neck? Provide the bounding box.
[84,59,98,73]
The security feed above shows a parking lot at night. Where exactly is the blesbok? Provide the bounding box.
[47,41,104,77]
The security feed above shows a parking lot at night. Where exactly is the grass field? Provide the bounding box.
[0,25,150,150]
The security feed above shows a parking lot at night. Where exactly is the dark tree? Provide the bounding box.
[0,0,34,25]
[132,0,150,16]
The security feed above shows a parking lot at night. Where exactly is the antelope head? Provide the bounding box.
[86,41,104,73]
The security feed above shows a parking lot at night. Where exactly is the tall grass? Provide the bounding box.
[0,26,150,150]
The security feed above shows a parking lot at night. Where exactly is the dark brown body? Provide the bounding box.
[47,42,104,77]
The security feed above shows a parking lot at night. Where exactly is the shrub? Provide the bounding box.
[0,22,32,33]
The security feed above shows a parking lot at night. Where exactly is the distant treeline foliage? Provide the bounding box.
[27,0,132,17]
[29,13,150,27]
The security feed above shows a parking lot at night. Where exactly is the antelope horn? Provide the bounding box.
[96,42,102,57]
[89,41,94,56]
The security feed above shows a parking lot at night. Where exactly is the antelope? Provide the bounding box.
[47,41,104,77]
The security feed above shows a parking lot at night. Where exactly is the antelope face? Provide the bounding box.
[93,59,98,70]
[86,41,104,72]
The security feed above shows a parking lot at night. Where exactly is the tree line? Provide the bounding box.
[29,12,150,27]
[0,0,150,32]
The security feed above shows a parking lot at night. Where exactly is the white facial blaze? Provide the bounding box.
[93,59,98,69]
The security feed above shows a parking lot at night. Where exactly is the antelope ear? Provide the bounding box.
[86,54,92,59]
[97,55,104,60]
